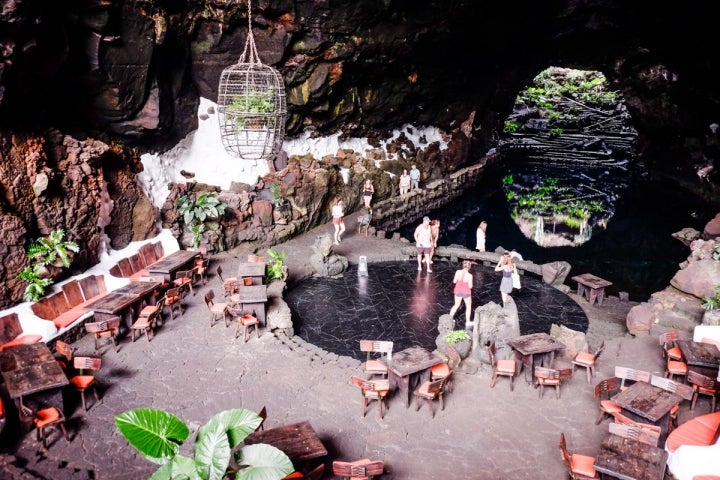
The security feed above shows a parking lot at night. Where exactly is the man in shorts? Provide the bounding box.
[410,165,421,190]
[414,216,433,272]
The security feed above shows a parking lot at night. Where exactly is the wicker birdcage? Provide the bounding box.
[217,2,287,161]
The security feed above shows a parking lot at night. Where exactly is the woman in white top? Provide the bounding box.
[399,169,411,200]
[476,221,487,252]
[331,196,345,245]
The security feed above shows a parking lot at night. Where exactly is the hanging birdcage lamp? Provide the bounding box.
[217,1,287,160]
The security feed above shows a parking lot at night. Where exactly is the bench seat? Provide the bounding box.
[666,411,720,453]
[0,312,43,351]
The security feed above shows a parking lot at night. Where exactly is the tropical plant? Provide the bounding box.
[27,228,79,268]
[269,183,293,208]
[17,265,54,302]
[503,120,519,133]
[701,285,720,311]
[445,329,470,345]
[176,193,226,248]
[177,193,226,225]
[265,248,287,281]
[114,407,293,480]
[230,90,275,128]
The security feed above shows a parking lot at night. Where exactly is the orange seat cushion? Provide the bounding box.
[282,473,303,479]
[570,453,596,478]
[496,359,516,374]
[53,309,86,329]
[34,407,62,428]
[70,375,95,390]
[431,363,450,378]
[666,411,720,453]
[667,360,688,374]
[667,346,683,360]
[573,351,595,366]
[0,398,4,417]
[0,334,42,351]
[600,400,621,413]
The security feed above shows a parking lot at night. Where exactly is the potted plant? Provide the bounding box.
[114,407,293,480]
[445,329,472,358]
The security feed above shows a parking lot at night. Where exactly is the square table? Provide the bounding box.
[231,284,268,325]
[244,420,327,464]
[504,333,566,384]
[380,346,443,408]
[611,381,683,444]
[571,273,613,306]
[0,343,69,429]
[676,339,720,370]
[146,250,199,281]
[237,262,266,286]
[594,433,668,480]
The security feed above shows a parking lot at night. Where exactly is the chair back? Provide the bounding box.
[351,376,389,396]
[534,366,560,381]
[425,378,446,396]
[74,356,101,374]
[488,341,498,366]
[446,345,462,370]
[165,288,181,302]
[216,265,223,281]
[612,412,662,435]
[204,290,216,307]
[332,459,384,479]
[359,340,393,361]
[650,374,695,400]
[85,317,119,334]
[687,370,720,393]
[659,330,680,346]
[615,366,651,388]
[55,340,74,362]
[593,340,605,360]
[558,433,574,473]
[608,422,660,446]
[255,406,267,432]
[594,377,621,399]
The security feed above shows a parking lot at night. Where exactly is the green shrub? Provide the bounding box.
[445,330,470,345]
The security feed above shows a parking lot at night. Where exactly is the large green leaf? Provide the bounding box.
[114,408,190,465]
[199,408,261,448]
[234,444,294,480]
[194,424,231,480]
[148,455,200,480]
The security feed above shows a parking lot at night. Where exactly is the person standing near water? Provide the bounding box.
[428,219,440,265]
[362,178,374,209]
[495,251,515,305]
[331,196,345,245]
[476,221,487,252]
[450,260,474,327]
[414,216,433,272]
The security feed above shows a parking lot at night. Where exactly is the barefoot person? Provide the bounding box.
[495,251,515,304]
[450,260,474,327]
[399,169,411,200]
[414,216,433,272]
[428,219,440,265]
[331,196,345,245]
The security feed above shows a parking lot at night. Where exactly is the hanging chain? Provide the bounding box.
[238,0,261,64]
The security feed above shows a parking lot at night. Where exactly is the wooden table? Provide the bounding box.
[571,273,613,306]
[146,250,199,281]
[244,421,327,463]
[381,346,443,407]
[231,284,268,325]
[504,333,566,384]
[237,262,266,286]
[83,281,161,326]
[594,433,668,480]
[676,339,720,369]
[611,381,683,444]
[0,343,69,427]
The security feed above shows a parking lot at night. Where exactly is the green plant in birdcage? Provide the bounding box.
[230,89,275,129]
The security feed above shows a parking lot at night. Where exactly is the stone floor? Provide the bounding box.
[0,212,690,479]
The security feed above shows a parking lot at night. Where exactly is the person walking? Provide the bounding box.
[331,196,345,245]
[414,216,433,272]
[399,169,411,200]
[450,260,474,327]
[362,178,374,209]
[410,164,421,190]
[428,219,440,265]
[476,221,487,252]
[495,251,515,305]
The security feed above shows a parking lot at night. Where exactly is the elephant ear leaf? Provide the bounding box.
[234,444,294,480]
[114,408,190,465]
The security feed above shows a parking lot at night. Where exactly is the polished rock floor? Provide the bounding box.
[285,260,588,360]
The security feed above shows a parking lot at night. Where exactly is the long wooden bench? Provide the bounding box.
[0,312,42,351]
[108,241,166,281]
[30,275,107,330]
[666,411,720,453]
